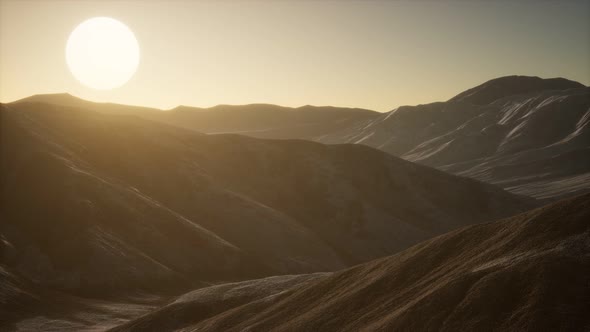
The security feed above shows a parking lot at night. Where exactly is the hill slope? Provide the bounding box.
[117,193,590,331]
[0,101,530,298]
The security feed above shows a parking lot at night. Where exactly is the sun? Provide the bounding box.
[66,17,140,90]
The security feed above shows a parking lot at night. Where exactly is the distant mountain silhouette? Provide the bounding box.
[164,104,376,140]
[113,193,590,331]
[14,94,377,140]
[18,76,589,200]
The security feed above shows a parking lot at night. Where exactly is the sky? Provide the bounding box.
[1,1,589,112]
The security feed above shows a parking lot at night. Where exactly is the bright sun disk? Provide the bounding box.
[66,17,140,90]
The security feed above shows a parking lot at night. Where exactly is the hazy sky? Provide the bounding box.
[1,1,589,112]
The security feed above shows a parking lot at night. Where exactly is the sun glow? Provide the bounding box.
[66,17,139,90]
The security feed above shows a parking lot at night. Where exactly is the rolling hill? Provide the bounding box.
[114,192,590,331]
[0,100,530,299]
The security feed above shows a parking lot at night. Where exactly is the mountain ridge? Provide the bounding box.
[10,75,589,201]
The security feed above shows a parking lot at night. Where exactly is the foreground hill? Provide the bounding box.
[0,261,160,331]
[18,76,590,200]
[114,193,590,331]
[0,101,530,298]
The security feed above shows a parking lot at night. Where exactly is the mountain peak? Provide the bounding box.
[449,75,585,105]
[14,92,80,104]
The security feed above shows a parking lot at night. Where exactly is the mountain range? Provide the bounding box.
[1,75,588,331]
[18,76,588,200]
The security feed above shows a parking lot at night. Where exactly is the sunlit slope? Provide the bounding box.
[320,76,590,200]
[121,193,590,331]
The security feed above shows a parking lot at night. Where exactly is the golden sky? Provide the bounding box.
[1,0,589,112]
